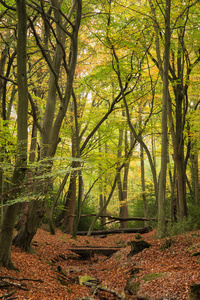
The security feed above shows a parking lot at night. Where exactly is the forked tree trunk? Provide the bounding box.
[13,197,46,252]
[12,0,82,250]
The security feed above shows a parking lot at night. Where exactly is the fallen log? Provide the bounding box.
[68,246,121,259]
[80,215,170,222]
[77,226,151,236]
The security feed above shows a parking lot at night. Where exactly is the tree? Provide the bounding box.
[157,0,171,238]
[0,0,28,268]
[13,0,82,251]
[1,0,200,257]
[147,0,200,222]
[0,8,17,223]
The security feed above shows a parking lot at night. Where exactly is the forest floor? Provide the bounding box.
[1,226,200,300]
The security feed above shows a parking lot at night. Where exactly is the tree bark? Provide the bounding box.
[190,149,199,206]
[61,173,77,234]
[0,0,28,268]
[157,0,171,238]
[13,0,82,249]
[117,123,129,229]
[140,143,148,226]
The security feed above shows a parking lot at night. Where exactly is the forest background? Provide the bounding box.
[0,0,200,269]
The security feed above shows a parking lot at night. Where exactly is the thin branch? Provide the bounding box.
[28,93,43,134]
[28,16,63,103]
[0,73,17,85]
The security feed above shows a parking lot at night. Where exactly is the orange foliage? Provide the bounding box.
[0,228,200,299]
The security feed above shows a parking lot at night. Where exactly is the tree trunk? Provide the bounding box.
[87,171,120,236]
[13,0,82,249]
[112,47,159,205]
[117,125,125,228]
[120,129,130,228]
[157,0,171,238]
[72,170,83,237]
[13,197,46,252]
[0,46,8,212]
[167,20,191,221]
[140,143,148,226]
[117,117,130,229]
[193,150,199,206]
[49,171,70,235]
[15,122,38,231]
[62,95,80,234]
[99,193,107,227]
[99,131,107,227]
[169,164,177,223]
[87,140,136,236]
[190,149,199,206]
[61,173,77,233]
[0,0,28,268]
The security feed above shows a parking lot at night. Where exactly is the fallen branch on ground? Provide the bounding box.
[84,281,126,300]
[0,290,16,299]
[0,279,29,291]
[0,276,43,283]
[0,276,43,299]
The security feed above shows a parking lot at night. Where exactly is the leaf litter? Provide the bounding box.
[0,228,200,299]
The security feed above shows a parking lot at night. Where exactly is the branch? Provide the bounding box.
[0,276,43,283]
[0,0,16,11]
[28,16,63,103]
[28,93,43,134]
[83,281,126,300]
[26,1,71,37]
[0,74,17,85]
[0,290,16,299]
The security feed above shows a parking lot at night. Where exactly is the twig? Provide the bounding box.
[0,276,43,283]
[0,290,16,299]
[1,279,29,291]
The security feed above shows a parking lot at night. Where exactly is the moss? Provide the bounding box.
[160,238,173,251]
[143,272,165,282]
[190,284,200,300]
[191,251,200,257]
[125,278,140,295]
[135,234,142,240]
[128,240,151,257]
[115,239,126,247]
